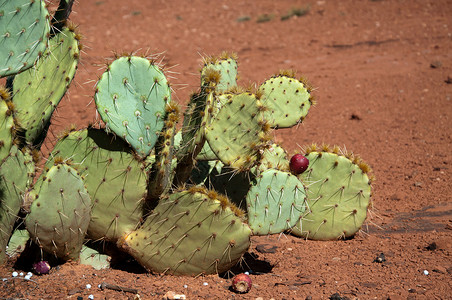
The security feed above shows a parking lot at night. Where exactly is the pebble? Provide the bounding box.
[86,284,92,289]
[12,272,18,277]
[88,295,94,300]
[433,266,447,274]
[183,284,188,288]
[423,270,429,275]
[164,291,186,299]
[202,282,208,286]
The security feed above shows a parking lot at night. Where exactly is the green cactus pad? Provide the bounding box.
[147,103,179,200]
[25,163,91,260]
[256,143,290,173]
[95,56,170,158]
[0,0,50,77]
[80,245,111,270]
[291,150,372,240]
[0,91,15,162]
[205,92,271,170]
[258,73,312,128]
[12,26,80,145]
[121,187,251,275]
[0,146,34,263]
[48,128,147,242]
[6,229,30,258]
[246,169,307,235]
[201,53,238,93]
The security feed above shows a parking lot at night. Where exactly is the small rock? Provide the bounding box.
[430,61,442,68]
[255,297,264,300]
[432,266,447,274]
[373,252,386,263]
[423,270,429,275]
[163,291,186,300]
[256,244,278,254]
[414,182,423,187]
[445,76,452,84]
[426,242,437,251]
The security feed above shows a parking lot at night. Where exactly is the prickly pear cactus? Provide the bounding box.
[291,146,373,240]
[0,0,50,77]
[246,169,307,235]
[120,187,251,275]
[0,146,34,263]
[12,26,80,146]
[48,128,148,242]
[25,162,91,260]
[258,70,314,128]
[95,56,170,158]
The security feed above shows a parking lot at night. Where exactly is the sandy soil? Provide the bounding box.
[1,0,451,299]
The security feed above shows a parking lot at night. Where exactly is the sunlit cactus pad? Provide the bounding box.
[95,56,170,158]
[0,0,50,77]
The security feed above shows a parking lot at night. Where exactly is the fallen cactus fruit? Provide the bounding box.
[289,153,309,175]
[33,260,51,275]
[231,273,252,293]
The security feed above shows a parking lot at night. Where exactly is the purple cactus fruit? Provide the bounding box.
[33,261,51,274]
[231,273,252,293]
[289,154,309,175]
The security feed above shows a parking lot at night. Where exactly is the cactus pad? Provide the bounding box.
[291,149,372,240]
[246,169,307,235]
[0,89,15,162]
[0,0,50,77]
[0,146,34,263]
[12,26,80,145]
[121,187,251,275]
[205,92,271,170]
[48,128,147,242]
[258,72,313,128]
[95,56,170,158]
[25,163,91,260]
[201,53,238,93]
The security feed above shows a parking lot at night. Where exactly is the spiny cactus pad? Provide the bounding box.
[121,187,251,275]
[48,128,147,242]
[95,56,170,158]
[201,53,238,93]
[205,92,270,170]
[0,90,14,162]
[25,163,91,260]
[12,26,80,145]
[147,103,179,200]
[0,146,34,263]
[246,169,307,235]
[256,143,290,173]
[258,73,312,128]
[0,0,50,77]
[291,150,372,240]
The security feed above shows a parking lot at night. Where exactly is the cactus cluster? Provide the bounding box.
[0,0,373,276]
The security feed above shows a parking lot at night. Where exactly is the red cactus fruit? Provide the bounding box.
[289,154,309,175]
[231,273,252,293]
[33,261,51,274]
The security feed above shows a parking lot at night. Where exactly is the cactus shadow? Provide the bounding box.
[219,252,274,279]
